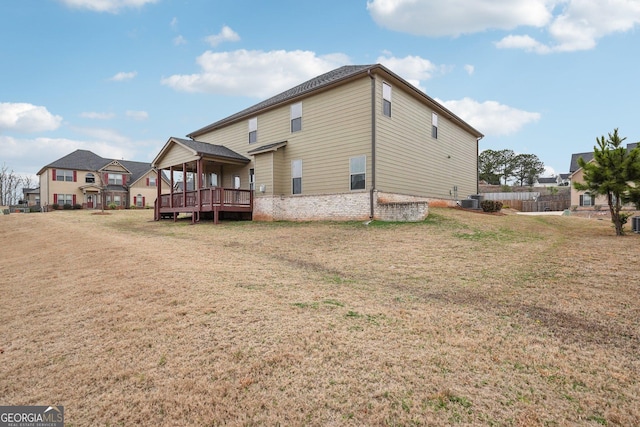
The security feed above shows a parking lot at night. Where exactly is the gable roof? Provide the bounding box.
[569,152,594,173]
[37,149,156,184]
[170,137,250,162]
[537,177,558,184]
[569,142,639,173]
[186,64,483,139]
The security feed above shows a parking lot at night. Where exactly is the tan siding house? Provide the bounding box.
[37,149,167,210]
[152,64,483,222]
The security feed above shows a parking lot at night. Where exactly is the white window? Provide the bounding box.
[432,112,438,139]
[350,156,366,190]
[234,176,241,189]
[148,177,157,186]
[292,160,302,194]
[580,193,594,207]
[248,117,257,143]
[136,194,143,207]
[56,169,74,182]
[108,173,123,185]
[382,83,392,117]
[249,168,255,191]
[209,173,218,187]
[57,194,73,205]
[85,173,95,183]
[291,102,302,132]
[114,195,121,206]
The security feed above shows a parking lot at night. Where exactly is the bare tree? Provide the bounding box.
[0,163,22,206]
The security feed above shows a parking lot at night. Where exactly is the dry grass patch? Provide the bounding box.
[1,208,639,426]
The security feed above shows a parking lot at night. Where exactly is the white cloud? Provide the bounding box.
[161,49,350,98]
[58,0,158,13]
[495,34,552,54]
[368,0,640,53]
[126,110,149,120]
[436,97,541,136]
[464,64,475,75]
[170,17,178,30]
[377,55,441,91]
[205,26,241,47]
[109,71,137,82]
[367,0,552,37]
[543,165,557,177]
[173,35,187,46]
[0,102,63,133]
[80,111,115,120]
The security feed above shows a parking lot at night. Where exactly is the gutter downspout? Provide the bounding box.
[368,69,376,219]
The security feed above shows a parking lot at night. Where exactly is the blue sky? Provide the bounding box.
[2,0,640,184]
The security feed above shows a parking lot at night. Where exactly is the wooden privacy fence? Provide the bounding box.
[480,192,570,212]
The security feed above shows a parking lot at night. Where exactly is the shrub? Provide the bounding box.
[108,203,117,210]
[51,203,60,210]
[73,203,82,210]
[63,203,73,210]
[29,206,40,213]
[481,200,503,213]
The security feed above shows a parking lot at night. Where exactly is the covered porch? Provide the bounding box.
[153,137,253,224]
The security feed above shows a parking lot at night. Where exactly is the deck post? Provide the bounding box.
[169,166,174,209]
[155,167,162,221]
[195,158,202,223]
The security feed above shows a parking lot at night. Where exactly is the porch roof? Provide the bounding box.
[247,141,287,155]
[153,137,250,169]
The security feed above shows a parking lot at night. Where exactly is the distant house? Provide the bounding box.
[535,175,570,187]
[21,187,40,207]
[569,143,638,208]
[535,177,560,187]
[152,64,483,222]
[37,149,167,209]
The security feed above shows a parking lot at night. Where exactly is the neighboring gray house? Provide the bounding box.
[152,64,484,222]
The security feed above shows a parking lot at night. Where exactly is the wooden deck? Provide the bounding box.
[155,187,253,224]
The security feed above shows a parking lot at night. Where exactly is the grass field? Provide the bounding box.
[1,208,638,426]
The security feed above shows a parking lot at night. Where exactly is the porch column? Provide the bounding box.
[182,162,187,208]
[169,166,174,208]
[196,158,202,222]
[156,167,161,220]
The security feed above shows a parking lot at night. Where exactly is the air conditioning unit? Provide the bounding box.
[632,216,640,233]
[460,199,479,209]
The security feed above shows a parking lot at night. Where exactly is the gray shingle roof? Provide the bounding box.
[187,65,375,138]
[187,63,483,140]
[38,149,154,184]
[569,142,639,172]
[172,137,250,162]
[569,152,594,173]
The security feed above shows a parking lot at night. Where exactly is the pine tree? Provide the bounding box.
[573,129,640,236]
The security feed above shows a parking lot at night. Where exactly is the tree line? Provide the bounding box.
[0,163,35,206]
[478,149,546,186]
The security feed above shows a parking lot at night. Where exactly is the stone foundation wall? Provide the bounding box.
[254,191,431,222]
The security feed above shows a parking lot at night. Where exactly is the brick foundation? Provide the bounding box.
[254,191,431,222]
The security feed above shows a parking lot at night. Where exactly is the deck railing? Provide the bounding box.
[158,187,252,209]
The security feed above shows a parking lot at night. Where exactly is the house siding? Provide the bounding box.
[129,171,159,208]
[197,78,372,196]
[156,145,199,169]
[375,78,478,200]
[570,168,608,207]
